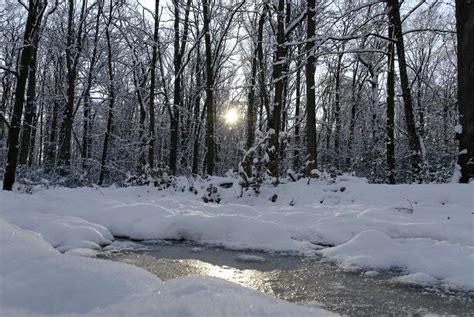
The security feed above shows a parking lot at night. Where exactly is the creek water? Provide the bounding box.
[99,240,473,316]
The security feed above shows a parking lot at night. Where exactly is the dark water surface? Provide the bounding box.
[99,240,473,316]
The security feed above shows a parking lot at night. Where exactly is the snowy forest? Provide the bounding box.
[1,0,472,190]
[0,0,473,316]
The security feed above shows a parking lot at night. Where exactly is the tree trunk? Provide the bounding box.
[148,0,160,170]
[192,45,202,176]
[334,52,343,166]
[293,45,302,171]
[19,33,39,165]
[346,61,359,168]
[256,10,268,130]
[246,20,258,150]
[306,0,317,175]
[203,0,215,176]
[267,0,286,183]
[386,0,422,182]
[3,0,45,191]
[98,1,115,185]
[46,58,62,167]
[58,0,76,170]
[82,0,102,169]
[386,25,396,184]
[455,0,474,183]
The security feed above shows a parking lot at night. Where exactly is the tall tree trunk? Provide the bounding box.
[28,93,43,166]
[293,45,302,171]
[333,52,343,166]
[386,25,396,184]
[306,0,317,175]
[257,10,267,132]
[19,33,40,165]
[58,0,87,171]
[98,0,115,185]
[203,0,215,175]
[58,0,76,170]
[148,0,160,170]
[46,57,62,167]
[279,1,292,162]
[3,0,45,191]
[455,0,474,183]
[169,0,191,175]
[346,61,359,168]
[267,0,285,183]
[131,61,147,172]
[246,32,258,150]
[192,45,202,176]
[387,0,422,182]
[82,0,102,169]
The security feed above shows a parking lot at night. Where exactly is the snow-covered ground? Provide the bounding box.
[1,175,473,315]
[0,218,333,316]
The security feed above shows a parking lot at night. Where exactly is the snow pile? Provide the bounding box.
[320,229,474,289]
[0,211,113,252]
[0,218,334,316]
[0,177,473,290]
[236,254,266,262]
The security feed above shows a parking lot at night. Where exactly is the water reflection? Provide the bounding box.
[100,241,474,316]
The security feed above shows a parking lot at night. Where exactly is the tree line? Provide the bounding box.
[0,0,472,190]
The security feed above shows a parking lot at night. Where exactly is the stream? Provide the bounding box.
[99,240,473,316]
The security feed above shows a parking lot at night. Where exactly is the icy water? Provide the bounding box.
[99,240,474,316]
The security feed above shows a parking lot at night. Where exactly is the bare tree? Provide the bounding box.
[306,0,317,175]
[386,0,422,182]
[3,0,47,191]
[455,0,474,183]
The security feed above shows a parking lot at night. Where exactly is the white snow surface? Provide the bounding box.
[0,176,473,315]
[0,218,333,316]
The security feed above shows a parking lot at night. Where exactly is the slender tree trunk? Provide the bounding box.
[387,0,422,182]
[46,58,62,167]
[257,10,268,127]
[148,0,160,170]
[28,94,43,166]
[192,45,202,176]
[131,61,147,172]
[347,61,359,168]
[306,0,317,175]
[3,0,45,190]
[98,1,115,185]
[246,16,259,150]
[82,0,102,169]
[455,0,474,183]
[386,25,396,184]
[169,0,191,174]
[293,45,302,171]
[19,34,39,165]
[58,0,76,170]
[203,0,215,175]
[267,0,285,182]
[334,53,343,166]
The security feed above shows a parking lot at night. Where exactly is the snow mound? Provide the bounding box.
[392,273,439,287]
[320,230,474,290]
[0,210,113,252]
[236,254,266,262]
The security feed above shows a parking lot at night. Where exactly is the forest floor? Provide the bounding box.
[0,175,472,316]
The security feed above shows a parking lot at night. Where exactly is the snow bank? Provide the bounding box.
[320,230,474,289]
[0,177,472,290]
[0,218,334,316]
[0,211,113,252]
